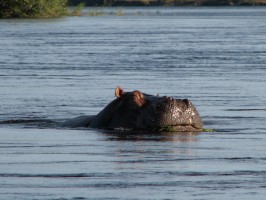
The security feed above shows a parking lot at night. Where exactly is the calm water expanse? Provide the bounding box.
[0,7,266,200]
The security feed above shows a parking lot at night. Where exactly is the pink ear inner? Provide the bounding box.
[115,86,124,98]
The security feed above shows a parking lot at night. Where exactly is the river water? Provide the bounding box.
[0,7,266,200]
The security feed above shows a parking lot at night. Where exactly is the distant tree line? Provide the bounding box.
[67,0,266,6]
[1,0,265,18]
[0,0,67,18]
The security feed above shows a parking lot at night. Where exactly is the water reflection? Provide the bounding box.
[1,7,266,199]
[101,131,199,172]
[102,130,199,142]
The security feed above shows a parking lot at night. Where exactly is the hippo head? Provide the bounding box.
[90,87,203,132]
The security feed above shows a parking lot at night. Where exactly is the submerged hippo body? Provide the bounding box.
[64,87,203,132]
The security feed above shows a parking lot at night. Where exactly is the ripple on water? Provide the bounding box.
[0,7,266,200]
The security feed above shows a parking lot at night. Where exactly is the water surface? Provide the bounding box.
[0,7,266,200]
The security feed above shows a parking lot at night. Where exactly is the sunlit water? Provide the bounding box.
[0,7,266,200]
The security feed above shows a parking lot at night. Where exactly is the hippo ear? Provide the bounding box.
[115,86,124,98]
[133,91,145,107]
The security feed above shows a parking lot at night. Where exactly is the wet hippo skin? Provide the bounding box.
[64,87,203,132]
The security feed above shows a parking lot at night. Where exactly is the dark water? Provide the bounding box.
[0,7,266,199]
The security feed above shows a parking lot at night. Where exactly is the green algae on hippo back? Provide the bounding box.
[64,87,204,132]
[201,128,216,132]
[152,126,215,133]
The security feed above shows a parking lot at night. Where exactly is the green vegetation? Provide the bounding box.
[152,125,216,132]
[116,8,124,16]
[1,0,265,18]
[201,128,215,132]
[88,8,104,16]
[71,2,85,16]
[0,0,68,18]
[152,125,174,132]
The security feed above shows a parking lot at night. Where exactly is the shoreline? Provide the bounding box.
[68,0,266,7]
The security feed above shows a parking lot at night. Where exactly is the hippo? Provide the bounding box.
[63,87,203,132]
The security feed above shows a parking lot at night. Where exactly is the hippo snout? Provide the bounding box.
[143,97,203,130]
